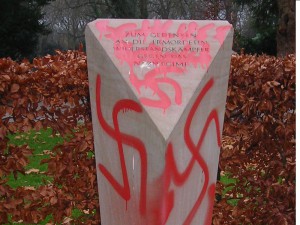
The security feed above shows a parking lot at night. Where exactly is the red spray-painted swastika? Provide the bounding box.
[95,74,221,224]
[96,74,147,215]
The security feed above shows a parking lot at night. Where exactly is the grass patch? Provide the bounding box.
[6,128,64,188]
[220,172,237,194]
[5,128,91,224]
[220,172,240,206]
[5,215,53,225]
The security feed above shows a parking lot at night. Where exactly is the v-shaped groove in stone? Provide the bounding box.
[86,19,233,140]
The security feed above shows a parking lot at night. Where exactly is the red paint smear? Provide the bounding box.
[96,74,147,215]
[95,73,221,224]
[95,20,220,111]
[95,20,224,222]
[153,77,221,225]
[138,69,183,112]
[95,20,109,39]
[105,23,137,42]
[204,184,216,225]
[183,77,220,225]
[214,25,232,45]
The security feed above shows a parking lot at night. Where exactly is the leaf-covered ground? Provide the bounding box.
[213,54,295,224]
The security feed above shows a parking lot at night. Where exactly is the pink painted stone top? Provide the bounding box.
[94,19,232,113]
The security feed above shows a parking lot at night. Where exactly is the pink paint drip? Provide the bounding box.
[214,25,232,45]
[95,20,109,39]
[95,20,227,111]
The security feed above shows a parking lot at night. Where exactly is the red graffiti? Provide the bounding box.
[204,184,216,225]
[95,74,148,215]
[93,17,232,225]
[95,20,226,111]
[214,25,232,45]
[95,74,221,224]
[153,77,221,225]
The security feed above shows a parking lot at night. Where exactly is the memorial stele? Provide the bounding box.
[85,19,233,225]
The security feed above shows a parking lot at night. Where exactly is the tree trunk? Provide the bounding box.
[277,0,295,56]
[139,0,148,18]
[223,0,238,28]
[111,0,138,18]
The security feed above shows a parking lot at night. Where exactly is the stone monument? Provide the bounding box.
[85,19,233,225]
